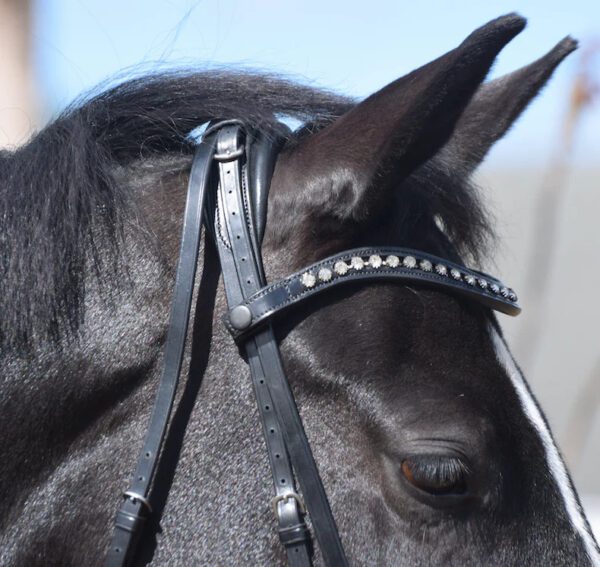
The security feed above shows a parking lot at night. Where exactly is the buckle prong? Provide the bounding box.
[214,145,245,162]
[123,490,153,513]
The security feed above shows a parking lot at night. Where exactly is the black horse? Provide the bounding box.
[1,14,598,566]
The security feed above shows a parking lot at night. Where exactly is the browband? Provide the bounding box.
[105,120,520,567]
[226,246,519,339]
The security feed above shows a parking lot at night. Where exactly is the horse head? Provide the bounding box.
[0,13,597,567]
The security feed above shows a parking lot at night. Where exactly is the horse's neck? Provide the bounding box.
[0,236,292,565]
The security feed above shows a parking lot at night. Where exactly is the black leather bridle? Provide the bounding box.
[105,121,520,567]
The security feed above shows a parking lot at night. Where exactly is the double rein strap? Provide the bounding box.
[105,135,218,566]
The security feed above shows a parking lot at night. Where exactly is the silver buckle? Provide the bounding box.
[271,492,306,519]
[123,490,153,513]
[213,145,245,162]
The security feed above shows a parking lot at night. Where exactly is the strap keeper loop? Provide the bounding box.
[278,522,311,547]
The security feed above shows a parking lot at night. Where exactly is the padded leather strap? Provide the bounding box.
[105,136,217,567]
[226,247,520,340]
[247,128,286,248]
[212,125,315,566]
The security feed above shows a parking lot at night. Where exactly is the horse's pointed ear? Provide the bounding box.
[436,37,578,173]
[273,14,525,230]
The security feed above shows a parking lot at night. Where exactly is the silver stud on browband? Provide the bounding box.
[318,267,333,282]
[465,275,476,286]
[301,272,316,288]
[450,268,462,280]
[386,255,400,268]
[350,256,365,270]
[334,261,349,275]
[435,264,447,276]
[368,255,383,268]
[420,259,433,272]
[403,256,417,268]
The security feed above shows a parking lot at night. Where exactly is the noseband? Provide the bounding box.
[105,121,520,567]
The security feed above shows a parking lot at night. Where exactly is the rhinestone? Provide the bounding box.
[490,283,500,294]
[403,256,417,268]
[301,272,316,288]
[450,268,462,280]
[500,287,510,298]
[386,255,400,268]
[419,259,433,272]
[478,278,488,290]
[334,261,349,275]
[368,254,383,268]
[465,275,476,286]
[508,290,518,302]
[350,256,365,270]
[318,267,333,282]
[435,264,448,276]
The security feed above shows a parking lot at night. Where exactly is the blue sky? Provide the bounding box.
[33,0,600,166]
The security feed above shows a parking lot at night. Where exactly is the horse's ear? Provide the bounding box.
[272,14,525,231]
[436,37,578,173]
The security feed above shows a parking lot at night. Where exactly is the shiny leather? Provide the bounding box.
[213,124,337,566]
[105,120,521,567]
[225,247,520,341]
[105,136,218,567]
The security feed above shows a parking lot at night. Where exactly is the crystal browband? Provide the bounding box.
[225,247,520,339]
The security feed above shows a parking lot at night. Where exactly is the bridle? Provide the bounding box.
[104,121,520,567]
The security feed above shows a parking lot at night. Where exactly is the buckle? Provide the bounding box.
[214,145,245,162]
[271,492,306,519]
[123,490,153,513]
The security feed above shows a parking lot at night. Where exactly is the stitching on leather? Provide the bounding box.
[247,263,513,324]
[229,248,516,338]
[215,166,232,251]
[246,247,506,304]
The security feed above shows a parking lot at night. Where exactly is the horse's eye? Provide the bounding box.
[400,455,469,496]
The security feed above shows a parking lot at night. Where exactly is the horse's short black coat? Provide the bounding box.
[1,13,598,567]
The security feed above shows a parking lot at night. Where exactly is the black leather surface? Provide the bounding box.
[105,136,217,567]
[226,247,520,340]
[213,125,316,566]
[106,118,522,567]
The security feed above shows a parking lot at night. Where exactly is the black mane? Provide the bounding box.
[0,70,492,350]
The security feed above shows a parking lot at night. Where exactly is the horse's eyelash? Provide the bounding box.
[406,455,470,482]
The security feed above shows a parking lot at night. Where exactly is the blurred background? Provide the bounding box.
[2,0,598,537]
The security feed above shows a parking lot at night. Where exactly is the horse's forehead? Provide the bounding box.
[286,283,511,413]
[297,284,494,362]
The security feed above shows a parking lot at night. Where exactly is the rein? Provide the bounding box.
[105,122,520,567]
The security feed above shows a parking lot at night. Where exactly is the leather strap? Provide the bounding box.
[226,247,519,340]
[105,135,217,567]
[212,124,314,566]
[214,124,349,566]
[106,118,522,567]
[247,128,284,248]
